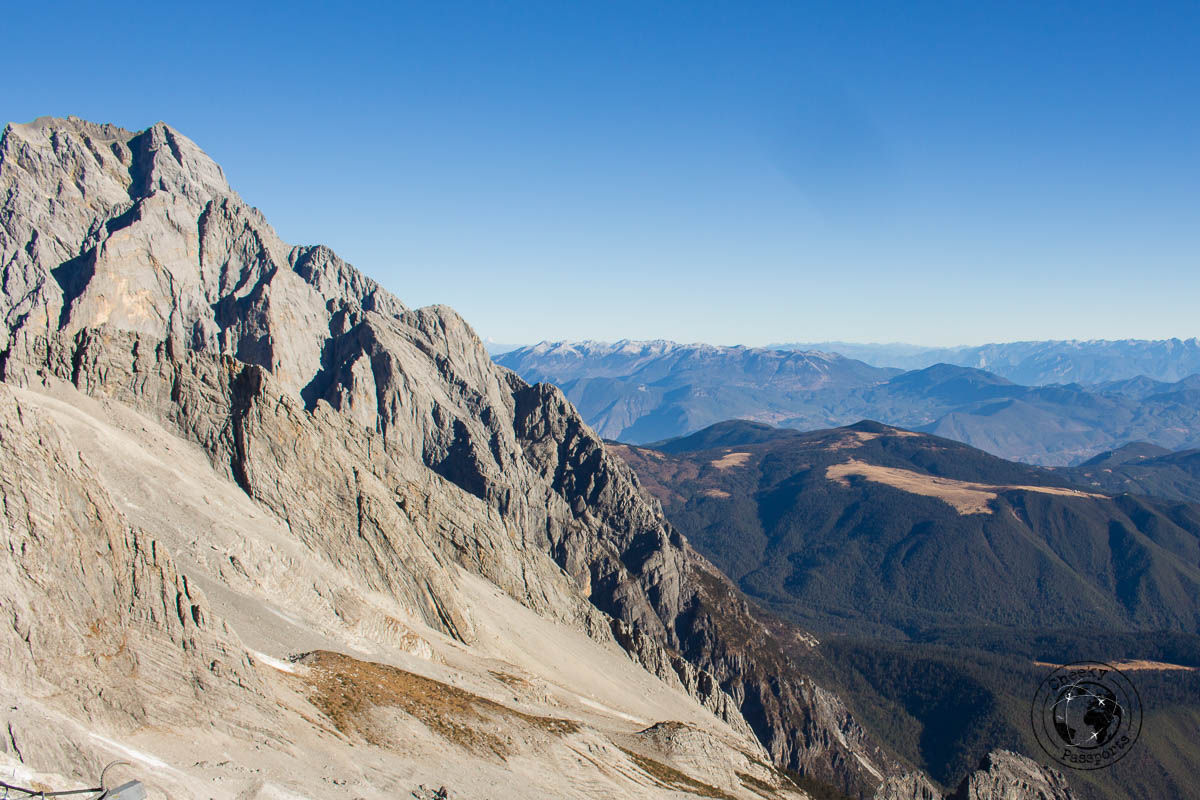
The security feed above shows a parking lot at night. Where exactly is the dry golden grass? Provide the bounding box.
[297,650,578,758]
[608,443,700,505]
[709,451,751,470]
[1034,659,1197,672]
[701,488,732,498]
[488,669,534,690]
[617,747,739,799]
[826,459,1103,516]
[736,771,776,796]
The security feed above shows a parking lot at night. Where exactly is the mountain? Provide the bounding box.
[1059,447,1200,505]
[767,342,941,371]
[495,341,898,443]
[611,419,1200,799]
[648,419,806,454]
[1075,441,1175,467]
[2,115,911,800]
[899,369,1200,465]
[1088,375,1175,400]
[614,420,1200,636]
[777,339,1200,385]
[0,114,1093,800]
[501,342,1200,464]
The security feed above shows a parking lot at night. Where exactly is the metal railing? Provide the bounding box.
[1,762,145,800]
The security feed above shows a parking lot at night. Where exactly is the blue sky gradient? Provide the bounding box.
[7,1,1199,345]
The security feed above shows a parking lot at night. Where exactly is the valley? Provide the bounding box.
[610,419,1200,800]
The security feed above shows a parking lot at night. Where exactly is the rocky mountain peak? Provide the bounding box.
[1,115,410,395]
[0,117,1084,799]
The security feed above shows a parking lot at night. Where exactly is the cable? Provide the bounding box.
[0,760,132,798]
[0,781,105,797]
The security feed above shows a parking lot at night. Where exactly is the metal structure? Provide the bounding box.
[0,762,145,800]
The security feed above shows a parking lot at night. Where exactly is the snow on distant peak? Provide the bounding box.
[524,339,683,358]
[514,339,859,362]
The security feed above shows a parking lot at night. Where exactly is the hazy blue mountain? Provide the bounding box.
[786,365,1200,465]
[1088,375,1174,399]
[495,340,897,443]
[499,341,1200,464]
[1089,373,1200,400]
[771,341,966,371]
[778,338,1200,384]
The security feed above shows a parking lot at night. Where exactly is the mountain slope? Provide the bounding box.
[614,420,1200,636]
[0,115,956,799]
[4,376,808,800]
[611,420,1200,799]
[1059,447,1200,504]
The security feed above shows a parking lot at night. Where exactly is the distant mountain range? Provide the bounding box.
[496,340,1200,465]
[496,340,897,444]
[775,338,1200,384]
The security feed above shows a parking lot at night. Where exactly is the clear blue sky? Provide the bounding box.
[7,1,1199,346]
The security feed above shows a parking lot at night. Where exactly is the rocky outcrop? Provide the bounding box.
[874,773,942,800]
[1,115,401,395]
[872,751,1077,800]
[946,751,1074,800]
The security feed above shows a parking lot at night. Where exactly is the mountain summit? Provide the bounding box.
[1,115,405,395]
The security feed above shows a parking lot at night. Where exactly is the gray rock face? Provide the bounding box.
[0,116,1073,799]
[1,115,402,396]
[0,382,271,736]
[873,772,942,800]
[946,751,1075,800]
[872,752,1076,800]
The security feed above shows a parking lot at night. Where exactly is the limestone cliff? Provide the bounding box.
[873,751,1074,800]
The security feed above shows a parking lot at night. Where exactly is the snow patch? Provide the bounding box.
[260,783,315,800]
[88,733,170,770]
[251,650,301,674]
[576,695,647,725]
